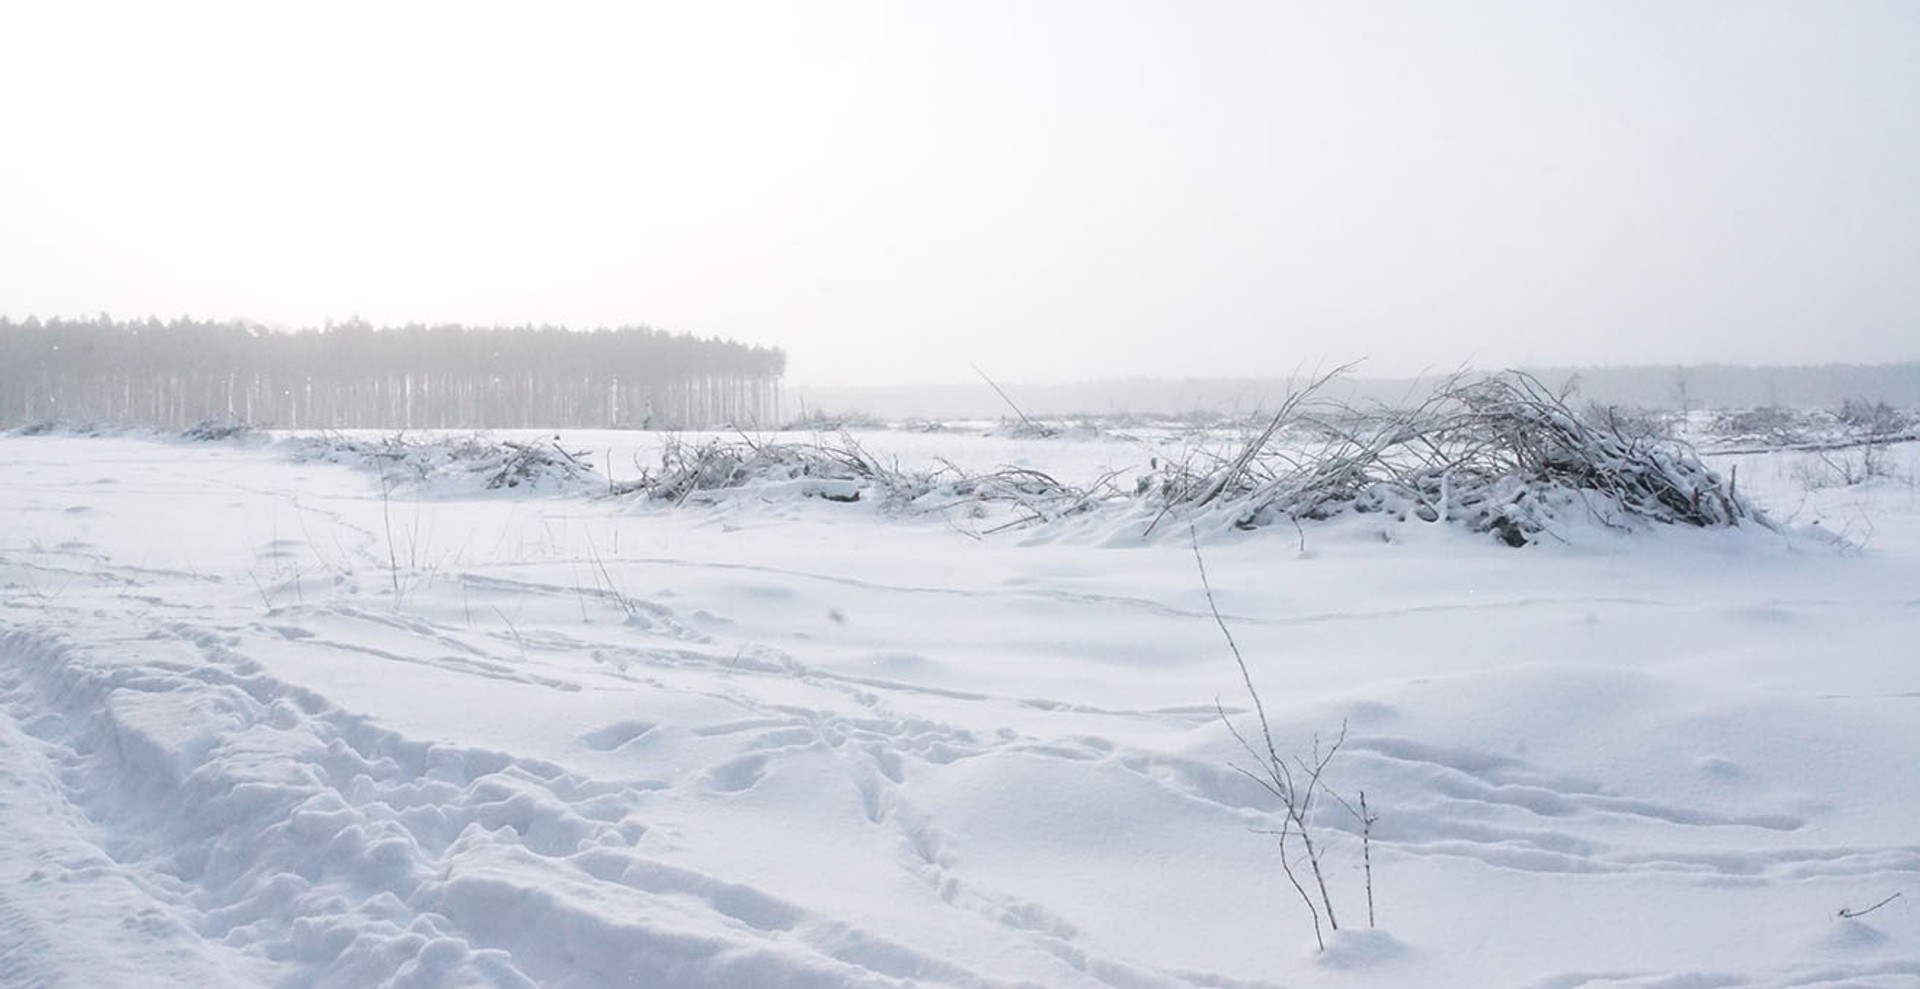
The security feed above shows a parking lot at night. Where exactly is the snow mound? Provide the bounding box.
[1312,928,1409,969]
[1813,917,1892,953]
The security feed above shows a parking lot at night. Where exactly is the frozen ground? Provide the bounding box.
[2,427,1918,988]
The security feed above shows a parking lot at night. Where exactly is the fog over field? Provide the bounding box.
[4,4,1920,988]
[3,1,1918,385]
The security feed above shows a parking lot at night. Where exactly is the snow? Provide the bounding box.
[2,427,1918,988]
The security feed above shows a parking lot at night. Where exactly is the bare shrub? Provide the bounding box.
[1194,535,1377,950]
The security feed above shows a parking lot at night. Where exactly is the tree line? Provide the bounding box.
[0,316,786,429]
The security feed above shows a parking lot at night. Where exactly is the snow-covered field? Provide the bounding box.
[3,426,1918,988]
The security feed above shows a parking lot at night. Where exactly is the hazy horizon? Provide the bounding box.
[4,1,1917,387]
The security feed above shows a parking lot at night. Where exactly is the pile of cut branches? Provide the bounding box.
[1152,370,1762,545]
[1705,401,1919,454]
[287,433,600,492]
[615,433,1112,530]
[180,417,258,442]
[480,437,596,490]
[10,419,109,437]
[619,434,894,505]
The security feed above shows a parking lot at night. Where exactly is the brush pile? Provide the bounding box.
[1706,400,1919,453]
[616,434,1111,530]
[1151,371,1762,545]
[618,435,890,505]
[10,419,112,437]
[180,417,258,442]
[287,433,601,493]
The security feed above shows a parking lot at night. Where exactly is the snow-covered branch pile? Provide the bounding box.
[285,433,601,494]
[179,417,258,442]
[1706,400,1920,453]
[628,375,1772,545]
[618,435,891,505]
[1153,371,1763,545]
[9,418,112,437]
[616,434,1111,528]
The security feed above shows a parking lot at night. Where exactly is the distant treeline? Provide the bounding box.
[0,316,786,429]
[791,363,1920,421]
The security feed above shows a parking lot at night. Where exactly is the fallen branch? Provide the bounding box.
[1837,892,1902,920]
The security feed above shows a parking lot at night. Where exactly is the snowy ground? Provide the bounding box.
[2,426,1918,988]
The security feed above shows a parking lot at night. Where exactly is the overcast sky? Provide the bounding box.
[2,1,1915,385]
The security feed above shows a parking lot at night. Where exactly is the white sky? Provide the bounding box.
[2,1,1916,386]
